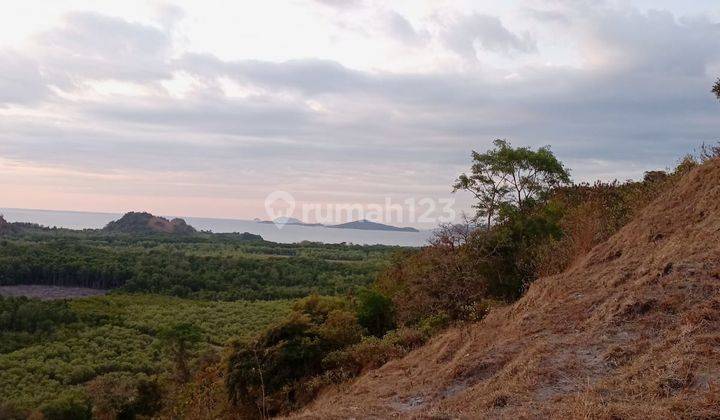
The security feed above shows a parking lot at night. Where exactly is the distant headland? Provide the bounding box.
[257,217,420,232]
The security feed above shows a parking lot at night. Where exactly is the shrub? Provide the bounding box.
[292,294,351,323]
[376,204,562,326]
[85,373,162,419]
[225,297,364,418]
[355,288,395,337]
[318,310,364,347]
[0,403,29,420]
[375,243,488,326]
[68,366,97,385]
[322,327,429,375]
[376,151,702,330]
[343,336,404,371]
[39,391,91,420]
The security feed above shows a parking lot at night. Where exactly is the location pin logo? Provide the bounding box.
[264,191,296,229]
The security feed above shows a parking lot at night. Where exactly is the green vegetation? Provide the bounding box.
[453,139,570,230]
[376,144,706,327]
[0,230,399,300]
[5,136,718,418]
[158,323,203,382]
[223,142,571,417]
[0,225,401,417]
[0,294,292,417]
[0,296,78,353]
[226,295,422,418]
[222,142,720,419]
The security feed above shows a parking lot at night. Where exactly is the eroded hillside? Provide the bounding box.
[294,160,720,418]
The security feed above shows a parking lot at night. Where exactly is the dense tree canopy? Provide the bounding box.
[0,230,400,300]
[453,139,570,229]
[0,229,401,417]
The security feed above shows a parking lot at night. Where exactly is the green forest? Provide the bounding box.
[0,227,402,419]
[0,229,398,299]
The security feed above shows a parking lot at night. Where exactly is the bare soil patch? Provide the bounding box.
[0,285,108,300]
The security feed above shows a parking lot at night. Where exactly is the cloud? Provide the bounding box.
[440,13,537,59]
[88,95,313,138]
[0,50,49,105]
[34,11,173,87]
[582,8,720,76]
[2,2,720,221]
[155,2,185,31]
[179,54,370,95]
[311,0,362,9]
[384,11,428,46]
[525,8,571,25]
[74,51,720,165]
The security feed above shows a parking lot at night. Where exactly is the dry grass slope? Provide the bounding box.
[294,160,720,419]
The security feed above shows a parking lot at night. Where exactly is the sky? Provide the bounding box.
[1,0,719,226]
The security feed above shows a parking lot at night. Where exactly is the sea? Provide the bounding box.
[0,208,433,247]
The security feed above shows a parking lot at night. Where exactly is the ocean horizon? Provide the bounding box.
[0,207,433,247]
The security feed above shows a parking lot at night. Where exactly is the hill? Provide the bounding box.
[0,215,17,235]
[329,219,420,232]
[295,160,720,417]
[103,212,197,235]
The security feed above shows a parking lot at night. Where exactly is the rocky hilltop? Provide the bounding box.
[0,215,17,235]
[296,159,720,418]
[103,212,197,235]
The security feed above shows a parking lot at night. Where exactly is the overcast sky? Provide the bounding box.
[1,0,719,225]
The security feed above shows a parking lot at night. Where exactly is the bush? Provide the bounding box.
[376,154,701,330]
[376,243,488,326]
[343,336,404,371]
[322,327,429,375]
[68,366,96,385]
[85,373,162,419]
[39,392,91,420]
[0,403,29,420]
[374,210,557,326]
[318,310,363,347]
[226,296,364,418]
[355,288,395,337]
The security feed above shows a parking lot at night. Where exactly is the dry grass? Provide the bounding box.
[292,159,720,419]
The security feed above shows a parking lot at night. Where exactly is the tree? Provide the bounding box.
[355,288,395,337]
[158,323,202,382]
[713,78,720,100]
[453,139,570,229]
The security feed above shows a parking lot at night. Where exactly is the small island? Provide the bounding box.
[328,219,420,232]
[257,217,324,227]
[257,217,420,232]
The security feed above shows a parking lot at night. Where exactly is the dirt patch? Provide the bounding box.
[0,285,108,300]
